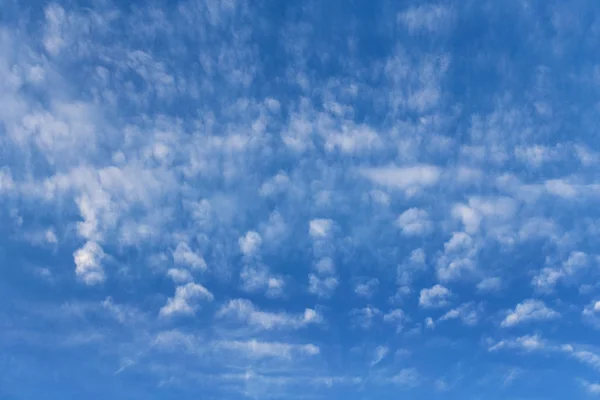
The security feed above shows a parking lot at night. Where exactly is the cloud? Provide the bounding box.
[308,274,339,298]
[216,339,320,360]
[389,368,421,387]
[217,299,323,330]
[173,242,207,271]
[167,268,193,284]
[580,380,600,395]
[477,277,502,293]
[396,208,432,236]
[359,165,441,195]
[532,251,589,292]
[371,345,389,367]
[73,241,105,285]
[501,299,560,328]
[488,334,546,352]
[436,232,478,282]
[439,302,482,326]
[159,282,214,317]
[309,219,334,239]
[398,4,455,35]
[354,278,379,298]
[350,306,381,329]
[383,309,408,332]
[239,231,262,256]
[419,285,452,308]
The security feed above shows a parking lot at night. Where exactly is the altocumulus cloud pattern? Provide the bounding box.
[2,1,600,399]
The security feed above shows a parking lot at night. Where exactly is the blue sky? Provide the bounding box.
[2,0,600,399]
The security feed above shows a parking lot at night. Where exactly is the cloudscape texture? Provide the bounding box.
[2,1,600,399]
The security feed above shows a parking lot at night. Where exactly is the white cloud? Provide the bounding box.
[419,284,452,308]
[354,278,379,298]
[371,345,389,366]
[581,380,600,395]
[532,251,589,292]
[477,277,502,293]
[314,257,336,275]
[501,299,560,328]
[488,334,546,352]
[439,302,481,326]
[308,274,339,298]
[383,308,408,331]
[350,306,381,329]
[396,208,432,236]
[359,165,441,195]
[173,242,207,271]
[167,268,193,284]
[73,241,105,285]
[436,232,478,282]
[389,368,420,387]
[309,218,334,239]
[239,231,262,256]
[217,298,322,330]
[159,282,214,317]
[216,339,319,360]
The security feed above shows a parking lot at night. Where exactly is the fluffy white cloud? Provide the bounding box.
[439,302,481,326]
[239,231,262,256]
[217,299,323,330]
[354,278,379,298]
[173,242,207,271]
[371,345,389,366]
[350,306,381,329]
[308,274,339,298]
[436,232,478,282]
[159,282,214,317]
[501,299,560,328]
[419,284,452,308]
[167,268,193,284]
[477,277,502,293]
[73,241,105,285]
[359,165,441,196]
[396,208,432,236]
[309,218,334,239]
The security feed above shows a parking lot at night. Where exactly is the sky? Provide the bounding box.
[2,0,600,399]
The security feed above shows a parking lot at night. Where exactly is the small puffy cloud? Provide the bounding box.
[439,302,481,326]
[159,282,214,318]
[425,317,435,329]
[419,284,452,308]
[73,241,105,285]
[396,208,432,236]
[488,334,546,352]
[359,165,441,195]
[350,306,381,329]
[173,242,207,270]
[436,232,478,282]
[217,298,322,330]
[239,231,262,256]
[354,278,379,298]
[167,268,193,284]
[259,172,290,197]
[581,380,600,395]
[314,257,336,275]
[501,299,560,328]
[309,218,334,239]
[582,300,600,328]
[532,251,589,292]
[389,368,421,387]
[383,308,408,331]
[477,277,502,293]
[308,274,339,298]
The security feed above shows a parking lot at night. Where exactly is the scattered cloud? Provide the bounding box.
[501,300,560,328]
